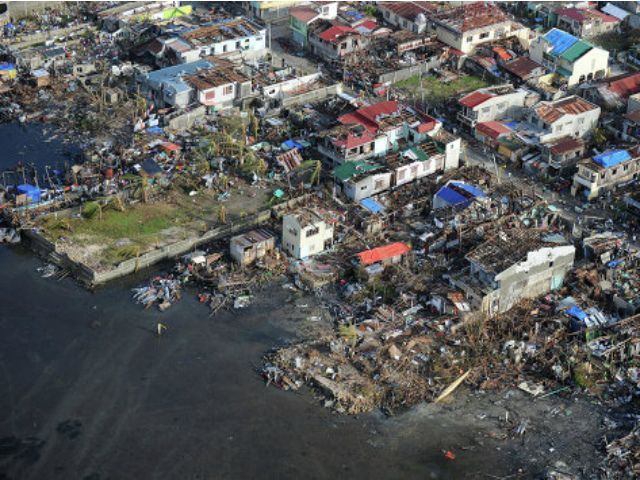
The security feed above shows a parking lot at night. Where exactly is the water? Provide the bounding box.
[0,124,527,478]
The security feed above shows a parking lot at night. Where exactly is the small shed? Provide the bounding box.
[230,229,275,266]
[355,242,411,278]
[17,184,41,204]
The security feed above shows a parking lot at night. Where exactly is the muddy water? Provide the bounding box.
[0,124,602,479]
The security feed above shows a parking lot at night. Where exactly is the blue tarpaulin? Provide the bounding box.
[281,139,304,151]
[593,149,631,168]
[450,181,485,198]
[360,197,385,214]
[146,126,164,134]
[566,305,587,321]
[607,259,624,268]
[435,186,471,207]
[544,29,579,56]
[17,184,41,203]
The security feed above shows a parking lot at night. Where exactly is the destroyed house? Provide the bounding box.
[450,230,576,317]
[180,18,266,57]
[320,101,445,164]
[554,7,619,38]
[543,136,586,176]
[427,2,522,54]
[308,23,369,62]
[378,1,438,34]
[526,95,600,144]
[282,209,334,259]
[355,242,411,277]
[289,3,337,47]
[230,229,275,266]
[433,181,485,210]
[184,63,251,111]
[500,56,546,84]
[581,72,640,110]
[457,84,538,129]
[529,28,609,87]
[333,160,392,202]
[571,147,640,200]
[139,59,215,108]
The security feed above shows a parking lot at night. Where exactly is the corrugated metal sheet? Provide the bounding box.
[544,28,578,56]
[356,242,411,265]
[560,40,592,63]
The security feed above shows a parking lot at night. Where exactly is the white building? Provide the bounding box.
[529,28,609,87]
[450,229,576,317]
[571,147,640,200]
[527,95,601,144]
[428,2,527,54]
[282,209,334,259]
[181,18,266,58]
[457,84,539,129]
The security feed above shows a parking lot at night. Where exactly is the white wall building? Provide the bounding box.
[527,95,601,144]
[282,209,334,259]
[457,84,539,129]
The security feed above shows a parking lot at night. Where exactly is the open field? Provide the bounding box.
[36,184,273,270]
[395,74,489,103]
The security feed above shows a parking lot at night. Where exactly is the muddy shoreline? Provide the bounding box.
[0,243,609,479]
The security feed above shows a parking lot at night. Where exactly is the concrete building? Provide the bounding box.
[308,23,369,62]
[242,0,301,21]
[184,64,252,112]
[180,18,266,59]
[527,95,601,144]
[529,28,609,87]
[433,181,486,210]
[288,2,337,47]
[138,59,214,108]
[450,229,576,317]
[378,1,435,34]
[282,209,334,259]
[543,136,586,176]
[555,7,620,38]
[571,147,640,200]
[333,161,392,202]
[428,2,526,54]
[580,72,640,111]
[230,229,275,266]
[457,84,539,129]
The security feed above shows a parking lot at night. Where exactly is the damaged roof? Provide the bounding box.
[549,136,585,156]
[502,56,544,79]
[356,242,411,265]
[432,2,510,33]
[467,229,569,276]
[534,96,599,124]
[459,91,494,108]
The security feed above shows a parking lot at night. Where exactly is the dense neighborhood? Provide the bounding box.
[2,1,640,478]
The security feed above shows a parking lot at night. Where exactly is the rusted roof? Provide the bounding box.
[356,242,411,265]
[276,148,303,172]
[318,25,356,43]
[549,136,584,155]
[602,72,640,99]
[555,7,619,24]
[502,56,544,79]
[378,1,438,22]
[459,91,494,108]
[626,109,640,123]
[432,2,509,33]
[289,6,318,23]
[535,96,598,124]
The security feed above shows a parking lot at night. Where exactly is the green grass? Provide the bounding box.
[396,74,490,102]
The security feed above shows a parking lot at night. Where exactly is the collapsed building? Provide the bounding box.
[448,229,576,317]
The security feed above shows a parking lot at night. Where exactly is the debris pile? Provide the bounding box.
[132,275,182,311]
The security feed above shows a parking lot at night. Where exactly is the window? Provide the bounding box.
[479,32,489,39]
[288,227,297,236]
[223,85,233,96]
[223,44,227,53]
[374,179,385,190]
[341,42,347,50]
[236,41,241,49]
[306,227,319,237]
[481,106,491,114]
[612,168,618,176]
[411,165,418,175]
[360,185,368,190]
[497,102,506,110]
[466,36,473,42]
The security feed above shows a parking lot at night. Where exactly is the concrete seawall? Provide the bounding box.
[23,193,313,288]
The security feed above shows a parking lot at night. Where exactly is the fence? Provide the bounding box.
[281,83,343,108]
[377,58,442,85]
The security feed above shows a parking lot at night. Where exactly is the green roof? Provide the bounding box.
[405,146,430,162]
[560,40,592,63]
[333,161,382,182]
[556,66,572,78]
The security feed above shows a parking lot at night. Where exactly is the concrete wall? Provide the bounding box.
[167,106,206,130]
[281,82,342,108]
[377,58,441,85]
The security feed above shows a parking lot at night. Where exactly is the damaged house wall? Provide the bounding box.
[488,245,576,316]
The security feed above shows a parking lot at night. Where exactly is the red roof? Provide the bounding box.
[476,121,511,140]
[493,47,512,61]
[289,6,318,23]
[604,72,640,98]
[556,7,619,24]
[459,91,494,108]
[333,129,376,149]
[338,100,399,133]
[358,19,378,31]
[356,242,411,265]
[416,118,437,133]
[319,25,356,43]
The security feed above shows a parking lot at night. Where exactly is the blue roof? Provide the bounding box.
[360,197,385,214]
[566,305,587,321]
[435,186,471,207]
[17,184,39,193]
[593,149,631,168]
[450,181,485,198]
[0,63,16,71]
[282,139,304,150]
[543,28,579,56]
[145,59,213,94]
